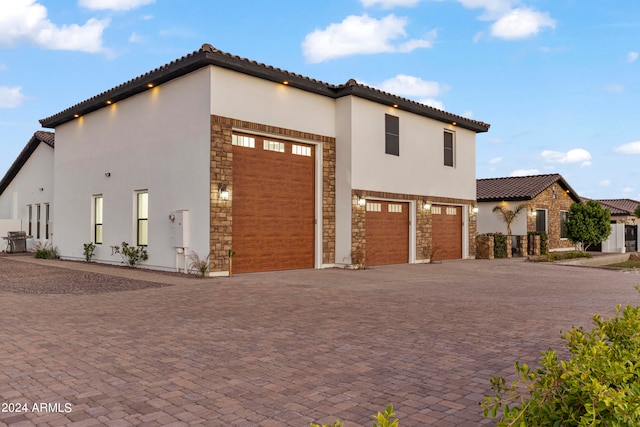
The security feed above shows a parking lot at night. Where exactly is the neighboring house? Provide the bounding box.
[476,174,581,252]
[589,198,639,253]
[34,43,489,274]
[0,131,54,250]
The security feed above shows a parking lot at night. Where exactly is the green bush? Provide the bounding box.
[529,251,593,262]
[112,241,148,267]
[83,242,96,262]
[482,288,640,426]
[311,404,398,427]
[34,242,59,259]
[492,233,508,258]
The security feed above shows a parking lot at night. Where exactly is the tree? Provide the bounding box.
[492,203,527,235]
[634,203,640,219]
[565,200,611,251]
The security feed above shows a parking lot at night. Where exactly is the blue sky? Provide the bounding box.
[1,0,639,200]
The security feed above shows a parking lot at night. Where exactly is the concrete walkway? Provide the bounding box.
[0,257,638,426]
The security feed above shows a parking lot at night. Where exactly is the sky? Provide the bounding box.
[1,0,639,200]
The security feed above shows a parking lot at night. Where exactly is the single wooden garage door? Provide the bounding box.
[365,200,409,266]
[232,133,315,273]
[431,204,462,261]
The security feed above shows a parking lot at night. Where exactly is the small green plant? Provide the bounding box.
[492,232,508,258]
[34,241,59,259]
[482,287,640,426]
[189,250,211,278]
[529,251,593,262]
[310,405,397,427]
[112,241,148,267]
[83,242,96,262]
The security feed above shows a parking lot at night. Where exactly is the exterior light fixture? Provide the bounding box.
[106,100,112,105]
[393,104,399,108]
[74,114,80,118]
[472,206,479,214]
[147,83,154,88]
[283,80,289,85]
[219,184,229,201]
[357,195,366,207]
[530,209,537,217]
[423,201,431,210]
[105,172,111,177]
[452,122,457,126]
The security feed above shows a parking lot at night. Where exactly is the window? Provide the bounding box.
[36,204,41,239]
[444,131,455,167]
[137,192,148,246]
[292,144,311,157]
[28,205,32,236]
[560,210,568,239]
[263,140,285,153]
[536,209,547,233]
[366,202,382,212]
[232,134,255,148]
[385,114,399,156]
[388,204,403,213]
[94,196,103,244]
[45,204,50,239]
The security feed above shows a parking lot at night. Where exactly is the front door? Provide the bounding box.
[625,225,637,252]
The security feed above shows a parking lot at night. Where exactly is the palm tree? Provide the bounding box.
[492,204,528,235]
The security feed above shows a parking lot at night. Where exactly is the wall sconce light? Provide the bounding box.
[472,206,479,214]
[105,172,111,177]
[552,184,557,199]
[357,195,366,207]
[530,209,537,217]
[423,201,431,210]
[219,184,229,201]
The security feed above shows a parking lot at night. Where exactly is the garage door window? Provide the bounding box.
[264,140,285,152]
[232,135,255,148]
[366,202,382,212]
[292,144,311,156]
[388,204,403,213]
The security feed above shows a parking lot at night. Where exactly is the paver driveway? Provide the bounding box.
[0,257,638,427]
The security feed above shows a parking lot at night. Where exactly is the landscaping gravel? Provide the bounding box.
[0,256,169,294]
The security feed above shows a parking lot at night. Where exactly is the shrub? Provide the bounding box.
[34,241,59,259]
[188,250,211,278]
[310,405,398,427]
[529,251,593,262]
[492,233,508,258]
[112,242,148,267]
[482,287,640,426]
[83,242,96,262]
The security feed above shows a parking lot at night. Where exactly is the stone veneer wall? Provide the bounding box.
[351,190,476,263]
[526,184,576,251]
[210,115,336,274]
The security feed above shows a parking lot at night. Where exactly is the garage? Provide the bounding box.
[431,204,462,260]
[365,200,409,266]
[231,133,315,273]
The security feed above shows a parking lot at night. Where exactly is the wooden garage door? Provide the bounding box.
[431,205,462,261]
[365,201,409,266]
[232,133,315,273]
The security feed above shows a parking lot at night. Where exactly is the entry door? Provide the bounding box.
[536,209,547,233]
[625,225,637,252]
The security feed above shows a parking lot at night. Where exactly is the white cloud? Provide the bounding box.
[623,186,634,193]
[600,179,611,186]
[605,83,625,93]
[628,51,639,63]
[372,74,448,109]
[457,0,514,20]
[614,141,640,154]
[510,169,540,176]
[0,86,25,108]
[541,148,592,167]
[79,0,155,11]
[302,14,435,63]
[489,157,503,164]
[360,0,420,8]
[0,0,108,52]
[490,7,556,40]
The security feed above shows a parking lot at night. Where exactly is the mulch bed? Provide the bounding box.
[0,256,171,295]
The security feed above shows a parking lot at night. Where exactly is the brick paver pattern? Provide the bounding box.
[0,257,638,426]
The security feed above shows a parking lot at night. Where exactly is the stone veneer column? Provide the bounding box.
[351,191,366,266]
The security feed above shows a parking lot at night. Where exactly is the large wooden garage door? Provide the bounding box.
[366,201,409,266]
[232,133,315,273]
[431,204,462,261]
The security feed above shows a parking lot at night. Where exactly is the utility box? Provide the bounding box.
[169,210,189,248]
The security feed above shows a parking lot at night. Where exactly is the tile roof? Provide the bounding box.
[40,44,490,133]
[0,131,54,196]
[477,173,581,202]
[596,199,640,216]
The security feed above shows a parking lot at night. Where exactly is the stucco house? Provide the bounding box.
[476,174,581,252]
[0,131,55,250]
[588,198,639,253]
[32,43,490,274]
